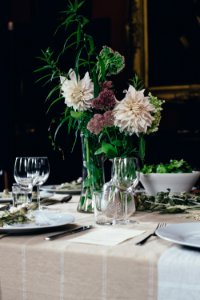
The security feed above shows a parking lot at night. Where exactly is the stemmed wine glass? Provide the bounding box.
[31,157,50,209]
[14,157,38,203]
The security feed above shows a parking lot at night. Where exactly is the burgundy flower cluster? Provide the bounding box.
[87,81,116,135]
[92,81,116,111]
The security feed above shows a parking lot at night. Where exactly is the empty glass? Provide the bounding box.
[14,157,38,203]
[31,157,50,209]
[12,183,32,206]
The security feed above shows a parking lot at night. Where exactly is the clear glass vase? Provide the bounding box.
[94,157,139,224]
[77,134,105,213]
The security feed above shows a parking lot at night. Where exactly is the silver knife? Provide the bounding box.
[45,225,93,241]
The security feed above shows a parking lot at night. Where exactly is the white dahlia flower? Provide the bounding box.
[60,69,94,111]
[113,85,155,135]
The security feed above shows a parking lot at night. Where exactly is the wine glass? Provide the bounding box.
[31,157,50,209]
[14,157,38,203]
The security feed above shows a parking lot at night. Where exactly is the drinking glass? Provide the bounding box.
[12,183,32,206]
[14,157,38,203]
[31,157,50,209]
[96,157,141,225]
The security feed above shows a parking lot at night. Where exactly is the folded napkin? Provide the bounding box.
[40,194,72,206]
[69,227,145,246]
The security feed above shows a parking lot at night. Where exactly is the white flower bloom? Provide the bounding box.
[113,85,155,135]
[60,69,94,111]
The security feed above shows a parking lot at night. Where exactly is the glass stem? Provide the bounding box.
[37,185,41,209]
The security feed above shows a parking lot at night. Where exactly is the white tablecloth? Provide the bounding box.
[0,196,199,300]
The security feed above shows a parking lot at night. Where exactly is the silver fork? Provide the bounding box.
[136,223,166,245]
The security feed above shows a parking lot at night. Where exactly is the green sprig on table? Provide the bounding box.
[136,191,200,214]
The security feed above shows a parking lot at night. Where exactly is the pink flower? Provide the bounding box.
[87,114,105,135]
[87,111,114,135]
[103,111,114,127]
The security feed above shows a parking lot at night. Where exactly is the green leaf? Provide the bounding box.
[54,117,69,141]
[112,139,123,146]
[77,0,86,9]
[70,111,83,119]
[46,96,63,113]
[96,56,106,82]
[95,142,118,157]
[139,135,145,161]
[46,85,60,101]
[156,164,167,173]
[85,34,95,55]
[74,47,83,75]
[62,31,77,50]
[34,73,52,84]
[129,74,144,90]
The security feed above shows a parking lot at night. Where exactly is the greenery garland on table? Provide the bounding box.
[136,191,200,214]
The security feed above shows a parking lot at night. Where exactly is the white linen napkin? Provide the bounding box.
[158,246,200,300]
[69,227,145,246]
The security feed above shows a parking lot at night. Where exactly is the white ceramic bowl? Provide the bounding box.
[139,171,200,196]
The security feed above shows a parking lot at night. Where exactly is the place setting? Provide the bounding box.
[0,156,79,237]
[40,177,82,195]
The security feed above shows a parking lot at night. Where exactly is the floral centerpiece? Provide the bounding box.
[36,0,164,212]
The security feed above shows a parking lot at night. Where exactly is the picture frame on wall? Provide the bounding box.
[130,0,200,100]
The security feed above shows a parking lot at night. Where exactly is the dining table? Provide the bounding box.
[0,194,200,300]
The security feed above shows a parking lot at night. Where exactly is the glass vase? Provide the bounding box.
[77,134,105,213]
[94,157,139,224]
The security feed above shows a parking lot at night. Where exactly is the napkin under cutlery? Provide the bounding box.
[40,194,72,206]
[69,227,145,246]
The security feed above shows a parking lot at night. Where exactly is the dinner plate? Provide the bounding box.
[156,222,200,248]
[0,212,75,234]
[40,185,81,195]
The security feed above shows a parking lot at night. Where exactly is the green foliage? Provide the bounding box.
[129,74,144,90]
[96,46,125,81]
[137,190,200,214]
[35,0,98,144]
[147,93,165,134]
[141,159,193,174]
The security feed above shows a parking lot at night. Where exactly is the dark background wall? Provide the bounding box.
[0,0,200,189]
[0,0,130,188]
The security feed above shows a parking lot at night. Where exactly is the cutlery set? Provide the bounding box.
[0,223,167,244]
[0,225,93,240]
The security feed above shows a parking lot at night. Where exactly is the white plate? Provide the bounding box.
[40,185,81,195]
[0,212,75,234]
[156,222,200,248]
